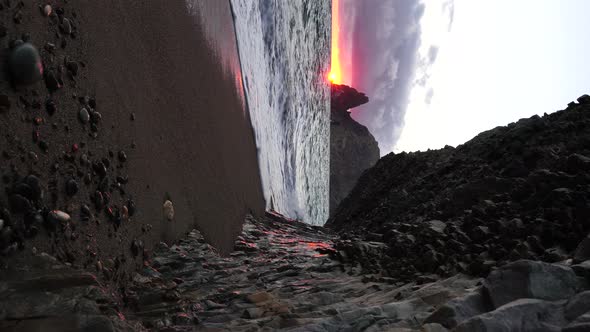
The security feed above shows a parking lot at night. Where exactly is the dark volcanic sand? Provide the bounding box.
[81,0,265,252]
[0,0,264,284]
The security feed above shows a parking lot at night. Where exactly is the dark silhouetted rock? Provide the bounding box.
[483,260,580,308]
[330,84,379,216]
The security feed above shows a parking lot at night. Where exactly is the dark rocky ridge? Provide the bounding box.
[330,84,379,216]
[327,94,590,281]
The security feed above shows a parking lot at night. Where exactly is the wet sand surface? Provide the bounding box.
[0,0,264,287]
[81,0,264,253]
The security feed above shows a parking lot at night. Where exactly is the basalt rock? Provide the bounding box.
[327,95,590,281]
[330,84,379,216]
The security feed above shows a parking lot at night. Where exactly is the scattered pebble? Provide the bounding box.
[43,4,52,17]
[163,200,174,221]
[60,18,72,35]
[79,108,90,123]
[65,178,79,196]
[48,210,71,225]
[45,99,57,115]
[118,151,127,162]
[38,140,49,152]
[45,70,62,92]
[9,43,43,85]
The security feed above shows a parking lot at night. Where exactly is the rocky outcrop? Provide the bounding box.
[327,95,590,281]
[330,84,379,216]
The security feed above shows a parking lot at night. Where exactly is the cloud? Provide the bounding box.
[442,0,455,31]
[339,0,453,154]
[428,45,440,64]
[425,88,435,104]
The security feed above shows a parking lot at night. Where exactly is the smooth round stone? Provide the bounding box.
[163,200,174,221]
[9,43,43,85]
[43,4,52,17]
[79,108,90,123]
[48,210,71,224]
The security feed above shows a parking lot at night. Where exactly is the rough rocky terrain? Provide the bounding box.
[3,212,590,331]
[330,84,379,216]
[328,95,590,283]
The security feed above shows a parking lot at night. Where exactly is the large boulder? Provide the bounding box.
[424,287,493,329]
[565,291,590,321]
[454,298,566,332]
[574,234,590,263]
[483,260,580,308]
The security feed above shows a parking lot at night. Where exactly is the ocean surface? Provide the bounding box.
[230,0,331,225]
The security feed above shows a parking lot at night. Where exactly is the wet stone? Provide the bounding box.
[65,178,79,196]
[0,94,10,112]
[60,18,72,35]
[43,4,52,17]
[45,99,57,116]
[47,210,71,225]
[38,140,49,152]
[163,200,174,221]
[45,70,62,92]
[118,151,127,162]
[131,239,144,257]
[9,43,43,85]
[90,111,102,123]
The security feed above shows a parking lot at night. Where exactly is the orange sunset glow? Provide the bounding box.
[329,0,342,84]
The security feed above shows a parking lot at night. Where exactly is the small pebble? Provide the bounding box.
[38,140,49,152]
[45,70,62,91]
[65,178,79,196]
[90,111,101,123]
[79,108,90,123]
[60,18,72,35]
[45,99,57,115]
[48,210,71,224]
[43,4,52,17]
[118,151,127,162]
[163,200,174,221]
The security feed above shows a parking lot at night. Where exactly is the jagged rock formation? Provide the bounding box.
[330,84,379,216]
[327,94,590,282]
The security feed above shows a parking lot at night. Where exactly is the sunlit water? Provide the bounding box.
[230,0,331,225]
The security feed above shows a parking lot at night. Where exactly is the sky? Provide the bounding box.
[336,0,590,155]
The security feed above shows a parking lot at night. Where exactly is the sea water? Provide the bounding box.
[230,0,331,225]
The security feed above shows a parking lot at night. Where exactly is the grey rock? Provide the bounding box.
[574,234,590,263]
[424,287,493,328]
[422,323,449,332]
[563,322,590,332]
[565,291,590,321]
[60,18,72,35]
[483,260,580,308]
[9,43,43,85]
[79,108,90,123]
[454,298,566,332]
[572,260,590,279]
